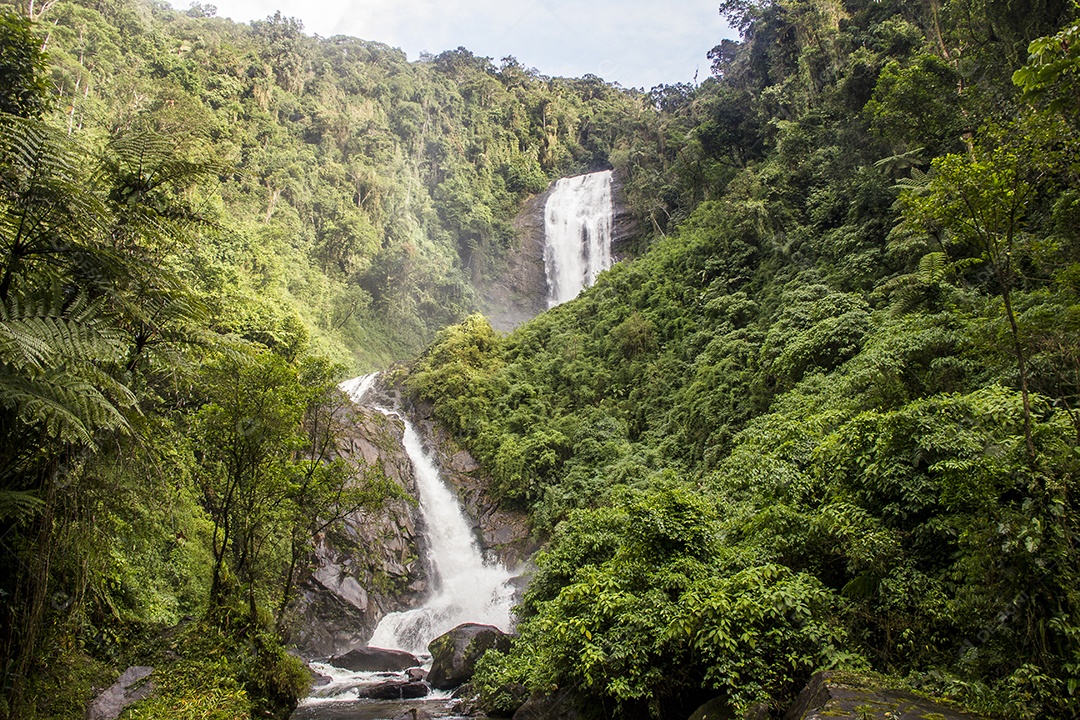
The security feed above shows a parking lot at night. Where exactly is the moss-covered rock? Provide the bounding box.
[427,623,512,690]
[784,671,987,720]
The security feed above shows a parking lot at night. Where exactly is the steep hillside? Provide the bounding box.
[405,1,1080,718]
[0,1,663,717]
[9,0,658,367]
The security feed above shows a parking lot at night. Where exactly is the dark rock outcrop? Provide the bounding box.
[427,623,512,690]
[87,666,153,720]
[367,679,429,700]
[478,188,550,332]
[289,403,430,658]
[477,170,640,333]
[512,689,582,720]
[784,671,987,720]
[610,167,640,257]
[326,646,420,673]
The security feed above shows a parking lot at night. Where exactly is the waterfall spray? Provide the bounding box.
[340,375,515,655]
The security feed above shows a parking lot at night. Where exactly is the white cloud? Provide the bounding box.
[178,0,736,89]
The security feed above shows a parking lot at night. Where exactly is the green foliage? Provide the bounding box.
[478,485,848,719]
[416,5,1080,719]
[120,621,308,720]
[0,45,398,716]
[867,55,964,155]
[0,11,50,118]
[1014,18,1080,117]
[5,0,1080,718]
[18,0,658,368]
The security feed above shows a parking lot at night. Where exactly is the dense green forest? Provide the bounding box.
[0,0,662,716]
[3,0,1080,718]
[405,1,1080,719]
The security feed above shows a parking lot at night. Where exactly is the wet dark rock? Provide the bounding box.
[610,167,640,256]
[366,679,430,700]
[477,188,549,332]
[784,671,987,720]
[512,689,582,720]
[406,667,429,681]
[428,623,512,690]
[87,666,154,720]
[686,697,768,720]
[327,646,420,673]
[310,672,333,687]
[401,682,430,699]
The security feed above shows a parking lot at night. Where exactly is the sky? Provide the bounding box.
[173,0,737,90]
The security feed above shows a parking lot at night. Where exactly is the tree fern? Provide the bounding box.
[917,251,948,284]
[0,113,106,299]
[0,289,134,448]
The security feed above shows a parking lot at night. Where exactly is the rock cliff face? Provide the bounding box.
[478,189,550,332]
[290,403,430,659]
[610,167,639,257]
[406,395,538,570]
[290,380,536,659]
[477,170,639,332]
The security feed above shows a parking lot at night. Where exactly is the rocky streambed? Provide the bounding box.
[294,624,510,720]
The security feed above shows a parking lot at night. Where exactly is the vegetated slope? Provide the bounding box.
[0,1,670,718]
[405,1,1080,718]
[16,0,656,368]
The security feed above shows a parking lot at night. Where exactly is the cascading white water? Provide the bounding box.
[341,375,515,656]
[543,170,614,307]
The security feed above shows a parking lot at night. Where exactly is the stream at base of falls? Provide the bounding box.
[293,661,465,720]
[292,375,516,719]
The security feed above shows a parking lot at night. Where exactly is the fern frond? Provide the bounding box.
[0,489,44,521]
[894,166,934,192]
[0,287,135,446]
[917,252,948,284]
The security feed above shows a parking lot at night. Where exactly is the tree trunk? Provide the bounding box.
[1000,284,1037,465]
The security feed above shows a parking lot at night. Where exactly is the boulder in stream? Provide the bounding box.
[326,646,420,672]
[366,679,429,700]
[427,622,512,690]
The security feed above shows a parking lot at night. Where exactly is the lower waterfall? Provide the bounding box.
[339,375,515,655]
[543,169,614,307]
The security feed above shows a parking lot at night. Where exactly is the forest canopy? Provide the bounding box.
[2,0,1080,719]
[407,1,1080,719]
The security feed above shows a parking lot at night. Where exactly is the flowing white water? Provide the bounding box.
[544,169,614,307]
[340,375,516,656]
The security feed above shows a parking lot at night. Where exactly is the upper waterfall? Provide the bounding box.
[543,170,614,307]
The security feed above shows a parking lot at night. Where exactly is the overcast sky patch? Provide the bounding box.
[174,0,737,90]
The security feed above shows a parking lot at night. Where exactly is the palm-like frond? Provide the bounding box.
[893,166,933,191]
[0,113,108,298]
[0,289,134,447]
[917,251,948,284]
